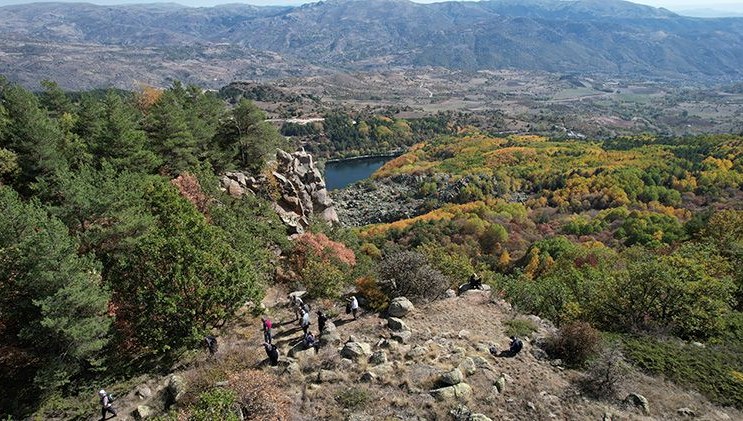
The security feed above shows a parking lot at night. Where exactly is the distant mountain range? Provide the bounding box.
[1,0,742,89]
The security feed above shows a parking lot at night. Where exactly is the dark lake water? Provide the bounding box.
[324,156,394,190]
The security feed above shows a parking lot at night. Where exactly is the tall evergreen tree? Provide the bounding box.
[145,88,198,174]
[0,187,111,413]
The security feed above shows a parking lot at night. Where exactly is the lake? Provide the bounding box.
[324,156,394,190]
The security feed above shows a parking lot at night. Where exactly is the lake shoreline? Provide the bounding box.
[325,150,405,164]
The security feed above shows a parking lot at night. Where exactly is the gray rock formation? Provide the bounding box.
[341,340,372,361]
[387,317,408,331]
[220,149,338,235]
[439,368,463,386]
[624,393,650,416]
[388,297,415,318]
[430,382,473,402]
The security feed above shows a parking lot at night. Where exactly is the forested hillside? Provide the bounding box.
[0,79,292,416]
[1,78,742,418]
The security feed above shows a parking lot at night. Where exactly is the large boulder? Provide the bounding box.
[391,330,412,343]
[387,317,408,331]
[624,393,650,416]
[134,405,153,420]
[430,383,473,402]
[369,350,388,365]
[388,297,414,317]
[341,341,371,361]
[166,375,186,405]
[439,368,463,386]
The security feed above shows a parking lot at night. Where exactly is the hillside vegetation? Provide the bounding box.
[1,78,742,419]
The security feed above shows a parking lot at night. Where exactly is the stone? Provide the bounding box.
[388,297,415,318]
[469,415,493,421]
[320,329,341,346]
[391,330,412,343]
[369,350,388,365]
[472,356,493,370]
[526,401,537,411]
[360,371,377,383]
[288,290,307,301]
[134,405,153,420]
[387,317,408,331]
[624,393,650,416]
[317,369,342,383]
[430,383,473,401]
[458,357,477,376]
[406,345,428,360]
[135,385,152,400]
[494,373,506,394]
[445,289,457,298]
[166,374,186,405]
[677,407,696,417]
[458,329,471,339]
[440,368,463,386]
[341,341,371,361]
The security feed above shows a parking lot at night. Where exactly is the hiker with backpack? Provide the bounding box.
[261,317,273,344]
[347,296,359,320]
[264,342,279,366]
[508,336,523,355]
[300,309,311,335]
[290,295,305,321]
[317,310,328,335]
[468,272,483,290]
[98,389,117,420]
[204,335,218,355]
[303,331,319,352]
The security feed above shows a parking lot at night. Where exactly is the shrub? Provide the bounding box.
[546,321,601,367]
[504,318,538,339]
[191,388,239,421]
[355,276,389,311]
[335,388,371,409]
[229,370,290,420]
[378,251,450,302]
[577,345,628,399]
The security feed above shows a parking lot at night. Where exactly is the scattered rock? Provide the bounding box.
[458,357,477,376]
[469,414,493,421]
[406,345,428,360]
[472,356,493,370]
[440,368,464,386]
[430,383,473,402]
[166,374,186,405]
[391,330,412,344]
[320,329,341,346]
[388,297,414,318]
[135,385,152,400]
[369,350,388,365]
[445,289,457,298]
[624,393,650,416]
[360,371,377,383]
[341,341,372,361]
[458,329,471,339]
[677,407,696,417]
[387,317,408,331]
[317,369,342,383]
[494,373,506,394]
[134,405,153,420]
[526,401,536,411]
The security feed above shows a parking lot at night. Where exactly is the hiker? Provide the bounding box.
[264,342,279,366]
[507,336,523,356]
[204,335,218,355]
[317,310,328,335]
[290,295,304,321]
[468,272,483,290]
[348,295,359,320]
[261,317,272,344]
[300,309,311,335]
[98,389,117,420]
[303,331,318,352]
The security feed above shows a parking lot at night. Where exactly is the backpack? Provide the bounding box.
[345,302,352,314]
[100,393,114,405]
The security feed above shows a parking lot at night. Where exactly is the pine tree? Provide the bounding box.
[145,89,198,174]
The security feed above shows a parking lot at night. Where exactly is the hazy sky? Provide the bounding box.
[0,0,741,12]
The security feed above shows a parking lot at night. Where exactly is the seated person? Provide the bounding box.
[468,273,482,290]
[303,331,318,350]
[508,336,523,355]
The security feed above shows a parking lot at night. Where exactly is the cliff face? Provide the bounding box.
[221,149,339,235]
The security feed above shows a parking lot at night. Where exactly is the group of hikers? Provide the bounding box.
[260,294,359,366]
[97,277,525,419]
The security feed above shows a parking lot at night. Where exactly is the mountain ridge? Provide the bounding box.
[1,0,742,88]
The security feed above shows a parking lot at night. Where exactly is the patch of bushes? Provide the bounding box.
[620,335,743,408]
[546,321,601,367]
[577,345,629,399]
[355,276,389,311]
[190,388,239,421]
[377,251,450,302]
[335,387,371,409]
[504,318,538,338]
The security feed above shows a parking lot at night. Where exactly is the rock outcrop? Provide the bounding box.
[388,297,415,318]
[220,149,338,235]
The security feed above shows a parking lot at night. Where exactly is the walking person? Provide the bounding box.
[264,342,279,366]
[348,295,359,320]
[204,335,218,356]
[317,310,328,335]
[261,317,273,344]
[300,309,311,335]
[98,389,117,420]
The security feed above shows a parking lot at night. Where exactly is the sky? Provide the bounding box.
[0,0,742,14]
